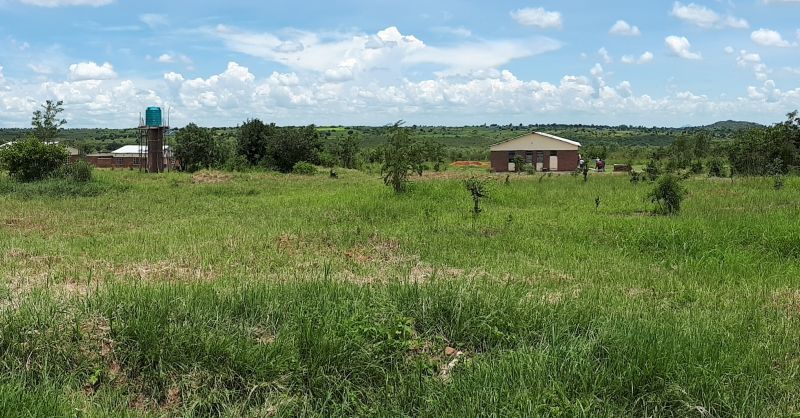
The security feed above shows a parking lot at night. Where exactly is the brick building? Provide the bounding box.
[86,145,174,170]
[489,132,582,173]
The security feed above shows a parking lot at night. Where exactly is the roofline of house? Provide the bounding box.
[489,131,582,149]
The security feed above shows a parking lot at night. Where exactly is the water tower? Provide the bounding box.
[137,107,170,173]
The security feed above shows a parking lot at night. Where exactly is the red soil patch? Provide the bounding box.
[449,161,490,169]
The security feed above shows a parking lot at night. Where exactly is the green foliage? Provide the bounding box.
[332,132,361,169]
[381,122,420,193]
[0,175,124,198]
[728,111,799,175]
[266,126,322,173]
[583,144,608,160]
[644,158,661,181]
[175,123,227,172]
[64,160,93,182]
[292,161,317,175]
[648,174,686,215]
[511,156,525,173]
[464,176,489,218]
[31,100,67,142]
[0,138,68,182]
[707,158,725,177]
[629,169,642,184]
[236,119,276,166]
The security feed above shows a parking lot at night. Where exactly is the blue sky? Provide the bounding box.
[0,0,798,127]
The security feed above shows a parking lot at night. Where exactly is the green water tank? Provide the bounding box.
[145,107,162,127]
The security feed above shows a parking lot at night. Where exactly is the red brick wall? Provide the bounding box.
[490,151,508,172]
[86,156,114,168]
[557,150,579,172]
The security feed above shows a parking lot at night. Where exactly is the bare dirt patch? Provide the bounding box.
[191,171,234,184]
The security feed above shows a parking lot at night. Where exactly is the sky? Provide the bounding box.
[0,0,799,128]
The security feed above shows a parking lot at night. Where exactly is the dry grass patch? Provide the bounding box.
[191,171,234,184]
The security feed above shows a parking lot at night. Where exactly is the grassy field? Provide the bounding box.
[1,169,799,416]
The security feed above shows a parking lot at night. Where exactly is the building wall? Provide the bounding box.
[490,149,579,172]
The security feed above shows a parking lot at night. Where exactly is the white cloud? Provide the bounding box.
[762,0,800,4]
[670,2,749,29]
[621,51,654,64]
[724,46,735,54]
[598,47,612,64]
[0,66,5,84]
[19,0,112,6]
[510,7,562,29]
[609,20,641,36]
[139,14,168,29]
[735,49,772,80]
[157,54,174,63]
[68,61,117,81]
[665,36,702,60]
[750,28,794,47]
[432,26,472,37]
[211,25,561,77]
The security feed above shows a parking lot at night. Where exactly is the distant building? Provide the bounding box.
[489,132,582,173]
[86,145,175,170]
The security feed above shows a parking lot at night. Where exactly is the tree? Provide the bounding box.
[0,138,68,182]
[381,121,420,193]
[336,131,360,169]
[728,112,799,175]
[237,119,276,166]
[265,125,322,173]
[174,123,226,172]
[31,100,67,142]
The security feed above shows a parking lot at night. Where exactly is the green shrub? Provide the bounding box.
[0,139,68,182]
[648,174,686,215]
[644,159,660,181]
[690,160,704,174]
[66,160,93,182]
[292,161,317,175]
[707,158,725,177]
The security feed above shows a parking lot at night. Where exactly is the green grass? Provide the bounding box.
[1,169,799,416]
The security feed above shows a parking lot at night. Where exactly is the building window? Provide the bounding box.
[115,158,124,166]
[536,151,545,163]
[525,151,533,163]
[133,158,140,165]
[507,151,516,162]
[550,151,558,156]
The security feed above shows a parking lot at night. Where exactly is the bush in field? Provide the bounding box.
[522,163,536,175]
[690,160,704,174]
[0,138,68,182]
[629,169,642,184]
[648,174,686,215]
[707,158,725,177]
[464,177,488,218]
[644,159,660,181]
[292,161,317,175]
[65,160,93,182]
[512,156,525,173]
[175,123,227,172]
[382,122,421,193]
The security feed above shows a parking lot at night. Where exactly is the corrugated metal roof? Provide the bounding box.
[111,145,171,154]
[489,132,581,149]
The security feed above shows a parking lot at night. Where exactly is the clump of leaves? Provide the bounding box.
[595,196,601,210]
[464,177,489,218]
[382,121,421,193]
[292,161,317,175]
[0,138,68,182]
[648,174,686,215]
[768,157,785,191]
[582,166,589,182]
[629,169,642,185]
[707,158,725,177]
[512,156,525,173]
[504,174,510,186]
[644,159,660,181]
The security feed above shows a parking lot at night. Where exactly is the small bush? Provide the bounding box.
[690,160,704,174]
[66,160,93,182]
[629,169,642,184]
[292,161,317,175]
[0,139,68,182]
[707,158,725,177]
[644,159,660,181]
[464,177,489,218]
[648,174,686,215]
[522,163,536,175]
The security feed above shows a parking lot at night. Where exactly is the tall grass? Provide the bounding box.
[0,170,798,415]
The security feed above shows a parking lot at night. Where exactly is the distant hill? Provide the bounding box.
[703,120,764,131]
